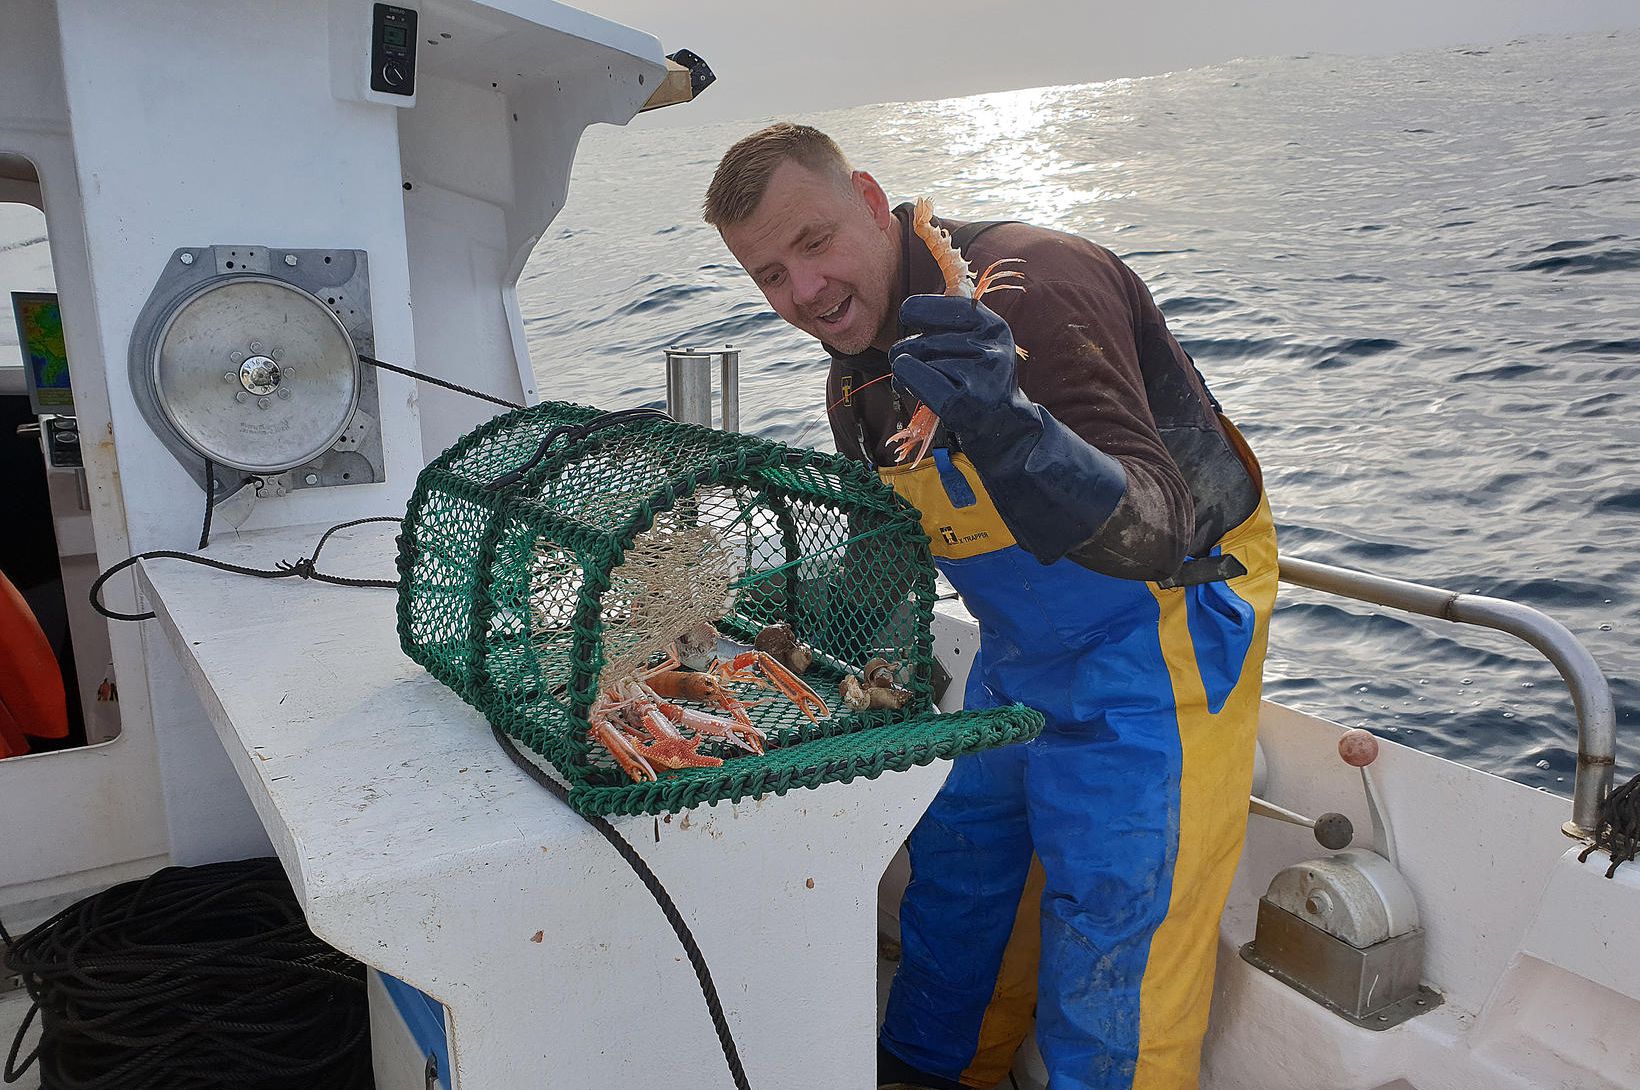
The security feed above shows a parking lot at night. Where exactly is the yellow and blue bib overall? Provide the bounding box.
[877,432,1277,1090]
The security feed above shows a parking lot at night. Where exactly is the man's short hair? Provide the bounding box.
[703,123,852,228]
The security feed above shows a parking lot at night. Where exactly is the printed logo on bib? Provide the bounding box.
[880,453,1016,560]
[940,525,992,548]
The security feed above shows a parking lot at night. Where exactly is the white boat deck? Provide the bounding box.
[117,519,945,1087]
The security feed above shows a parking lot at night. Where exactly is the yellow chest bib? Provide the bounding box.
[876,451,1017,561]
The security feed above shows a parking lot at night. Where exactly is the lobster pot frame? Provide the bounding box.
[397,402,1041,817]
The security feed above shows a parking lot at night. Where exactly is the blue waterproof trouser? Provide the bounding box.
[878,447,1278,1090]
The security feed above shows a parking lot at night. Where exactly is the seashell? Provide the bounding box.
[865,684,914,711]
[862,657,900,688]
[840,674,871,711]
[755,622,814,674]
[841,672,914,711]
[674,622,720,671]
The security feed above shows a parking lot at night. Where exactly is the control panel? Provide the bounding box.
[44,415,82,469]
[370,4,418,97]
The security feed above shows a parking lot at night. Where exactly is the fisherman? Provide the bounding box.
[704,122,1277,1090]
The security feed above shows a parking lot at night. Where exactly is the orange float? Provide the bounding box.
[0,568,70,758]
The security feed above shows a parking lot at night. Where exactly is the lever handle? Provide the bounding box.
[1340,728,1398,866]
[1249,795,1354,850]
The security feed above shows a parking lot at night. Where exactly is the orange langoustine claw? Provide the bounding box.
[589,641,835,784]
[887,196,1027,466]
[713,650,830,727]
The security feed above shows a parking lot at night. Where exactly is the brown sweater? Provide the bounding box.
[826,203,1259,581]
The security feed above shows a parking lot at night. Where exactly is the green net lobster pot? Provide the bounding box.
[396,401,1042,817]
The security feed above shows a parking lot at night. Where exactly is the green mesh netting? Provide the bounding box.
[397,401,1042,817]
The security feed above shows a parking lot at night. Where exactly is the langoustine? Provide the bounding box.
[887,197,1027,465]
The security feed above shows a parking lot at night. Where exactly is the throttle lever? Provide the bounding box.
[1249,794,1355,850]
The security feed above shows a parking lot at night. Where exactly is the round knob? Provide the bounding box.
[1314,812,1354,850]
[1339,728,1379,767]
[381,63,406,87]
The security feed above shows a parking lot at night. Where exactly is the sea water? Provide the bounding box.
[521,31,1640,788]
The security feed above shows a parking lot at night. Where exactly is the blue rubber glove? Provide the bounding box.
[892,294,1128,564]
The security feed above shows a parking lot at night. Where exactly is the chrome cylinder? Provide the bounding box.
[664,346,741,431]
[719,349,740,433]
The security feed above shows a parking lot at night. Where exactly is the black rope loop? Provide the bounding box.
[89,519,402,622]
[485,406,673,491]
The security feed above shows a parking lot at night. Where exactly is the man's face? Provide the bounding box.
[720,160,901,357]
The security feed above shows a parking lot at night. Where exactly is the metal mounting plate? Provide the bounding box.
[1240,900,1443,1030]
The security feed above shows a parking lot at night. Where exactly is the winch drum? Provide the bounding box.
[127,245,385,493]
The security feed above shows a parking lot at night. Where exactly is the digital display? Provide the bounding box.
[371,3,417,97]
[11,292,73,415]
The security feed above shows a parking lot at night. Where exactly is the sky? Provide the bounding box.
[580,0,1640,127]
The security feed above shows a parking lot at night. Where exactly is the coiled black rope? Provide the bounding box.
[1580,771,1640,878]
[490,722,751,1090]
[0,858,370,1090]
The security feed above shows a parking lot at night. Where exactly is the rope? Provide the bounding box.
[359,353,523,410]
[484,406,672,491]
[197,460,259,551]
[291,516,405,587]
[0,858,370,1090]
[98,341,501,613]
[488,722,752,1090]
[1580,770,1640,877]
[198,459,217,550]
[90,517,401,622]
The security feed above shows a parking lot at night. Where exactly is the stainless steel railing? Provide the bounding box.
[1279,556,1616,837]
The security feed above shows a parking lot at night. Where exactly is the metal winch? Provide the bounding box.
[127,245,385,501]
[1242,729,1442,1028]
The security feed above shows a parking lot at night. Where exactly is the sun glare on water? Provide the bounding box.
[900,83,1139,231]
